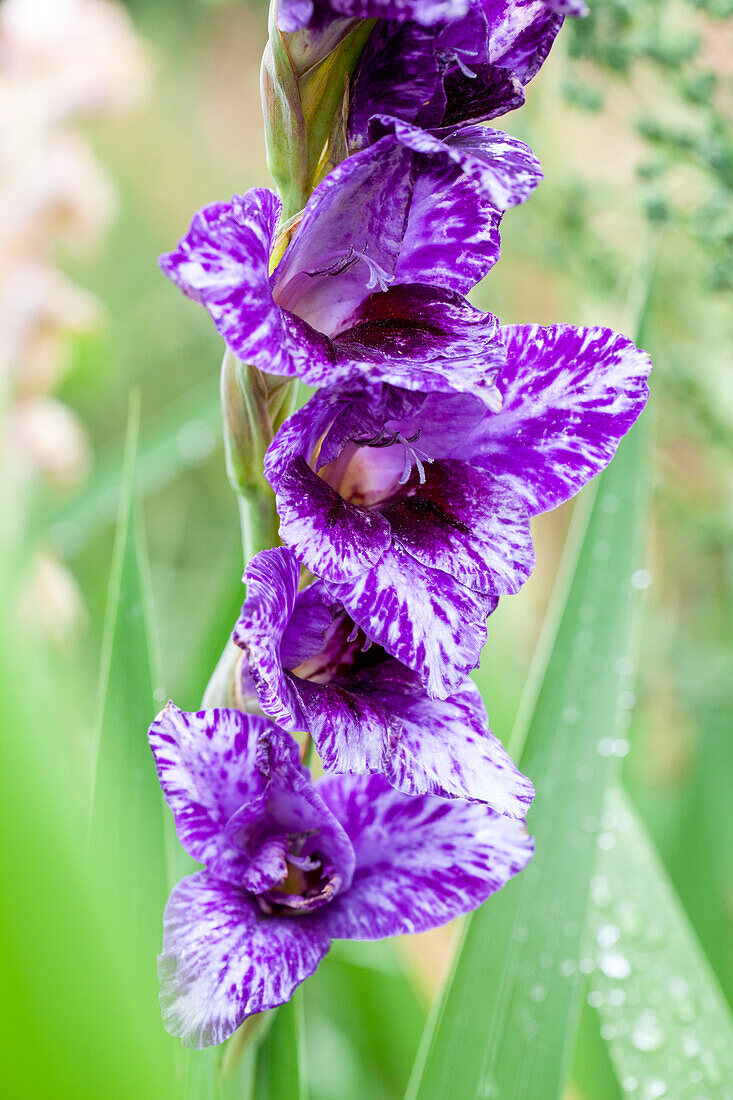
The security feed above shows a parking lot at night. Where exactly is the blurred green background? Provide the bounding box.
[1,0,731,1097]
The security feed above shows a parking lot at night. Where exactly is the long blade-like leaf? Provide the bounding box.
[407,415,648,1100]
[252,994,308,1100]
[305,940,427,1099]
[587,785,733,1099]
[88,393,178,1092]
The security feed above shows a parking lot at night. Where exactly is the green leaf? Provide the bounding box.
[305,940,427,1100]
[571,998,624,1100]
[587,785,733,1099]
[253,995,308,1099]
[40,376,221,547]
[88,392,179,1090]
[407,417,648,1100]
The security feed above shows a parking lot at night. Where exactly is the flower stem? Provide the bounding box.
[202,353,286,707]
[238,490,281,565]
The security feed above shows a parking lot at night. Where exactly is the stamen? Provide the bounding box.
[353,424,432,486]
[454,55,477,79]
[305,246,391,291]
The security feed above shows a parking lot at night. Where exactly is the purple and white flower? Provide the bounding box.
[158,118,541,395]
[149,703,533,1047]
[347,0,568,145]
[232,546,534,812]
[264,325,651,695]
[276,0,472,33]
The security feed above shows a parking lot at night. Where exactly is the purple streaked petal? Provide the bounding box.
[290,671,394,775]
[347,2,562,142]
[484,1,563,77]
[322,0,469,24]
[325,540,496,697]
[348,22,441,148]
[277,0,470,30]
[233,547,529,812]
[316,774,534,939]
[365,118,540,294]
[158,190,291,370]
[333,284,506,407]
[464,324,652,515]
[439,64,525,127]
[371,116,543,212]
[382,677,534,813]
[158,872,331,1048]
[275,120,534,336]
[276,456,391,582]
[253,767,356,896]
[273,138,414,335]
[233,548,309,730]
[280,580,335,670]
[382,460,534,596]
[238,835,290,894]
[148,703,272,879]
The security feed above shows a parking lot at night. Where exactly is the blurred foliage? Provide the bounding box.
[566,0,733,291]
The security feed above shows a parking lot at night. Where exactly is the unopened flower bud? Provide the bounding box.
[261,0,374,219]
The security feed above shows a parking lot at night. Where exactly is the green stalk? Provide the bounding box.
[220,348,284,561]
[202,352,288,708]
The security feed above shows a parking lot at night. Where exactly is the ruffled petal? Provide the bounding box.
[333,284,506,407]
[380,675,534,813]
[382,460,534,596]
[465,324,652,515]
[148,703,273,880]
[159,190,290,368]
[373,116,543,213]
[233,548,310,730]
[277,456,391,582]
[325,540,496,697]
[449,0,563,83]
[274,119,537,337]
[316,774,534,939]
[159,872,331,1048]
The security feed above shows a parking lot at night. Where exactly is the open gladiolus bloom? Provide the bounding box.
[149,704,533,1046]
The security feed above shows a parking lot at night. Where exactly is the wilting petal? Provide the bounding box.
[325,540,496,697]
[381,460,534,595]
[317,774,534,939]
[381,674,534,812]
[148,704,272,879]
[159,872,331,1048]
[465,324,652,515]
